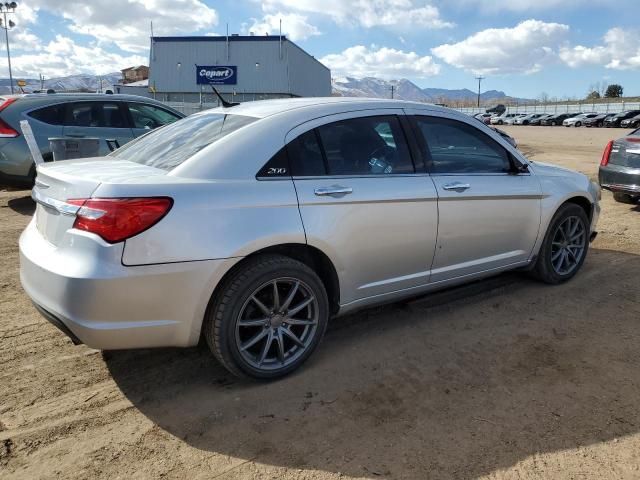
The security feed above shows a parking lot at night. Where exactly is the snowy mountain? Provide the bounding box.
[0,73,121,94]
[332,77,530,105]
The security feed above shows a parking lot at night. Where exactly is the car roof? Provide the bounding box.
[200,96,451,120]
[0,92,184,115]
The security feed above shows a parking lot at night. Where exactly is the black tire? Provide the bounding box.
[597,121,603,128]
[575,121,581,127]
[532,203,590,285]
[551,121,557,126]
[613,192,637,204]
[203,254,329,379]
[497,120,503,125]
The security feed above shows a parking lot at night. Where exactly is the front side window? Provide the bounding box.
[128,103,182,129]
[414,116,511,174]
[110,112,257,171]
[316,115,414,175]
[64,102,126,128]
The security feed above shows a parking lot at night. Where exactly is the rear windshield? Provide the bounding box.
[109,112,257,171]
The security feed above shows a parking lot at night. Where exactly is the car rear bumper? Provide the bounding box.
[599,165,640,195]
[19,219,238,350]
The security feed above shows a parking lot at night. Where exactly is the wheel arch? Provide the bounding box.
[209,243,341,321]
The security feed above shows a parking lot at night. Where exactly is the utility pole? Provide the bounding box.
[475,75,484,108]
[390,85,395,99]
[0,2,17,95]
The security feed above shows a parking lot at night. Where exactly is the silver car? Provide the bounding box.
[20,98,601,379]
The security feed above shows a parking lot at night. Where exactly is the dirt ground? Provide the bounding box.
[1,126,640,480]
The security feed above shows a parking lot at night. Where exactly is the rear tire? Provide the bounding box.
[613,192,638,204]
[575,121,581,127]
[203,254,329,379]
[532,204,590,285]
[551,121,557,126]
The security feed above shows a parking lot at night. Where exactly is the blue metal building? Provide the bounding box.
[142,35,331,103]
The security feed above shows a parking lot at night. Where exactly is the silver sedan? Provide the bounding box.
[20,98,601,379]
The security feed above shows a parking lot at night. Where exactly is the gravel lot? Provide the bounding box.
[1,126,639,480]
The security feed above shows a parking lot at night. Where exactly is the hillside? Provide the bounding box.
[0,73,121,94]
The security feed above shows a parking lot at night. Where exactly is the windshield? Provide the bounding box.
[110,112,258,171]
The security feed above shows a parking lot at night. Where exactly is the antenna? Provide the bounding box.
[279,18,282,60]
[211,85,239,108]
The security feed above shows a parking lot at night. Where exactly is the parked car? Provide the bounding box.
[514,113,546,125]
[619,114,640,129]
[599,129,640,204]
[541,113,577,126]
[604,110,640,128]
[503,113,527,125]
[485,104,506,115]
[584,113,615,128]
[20,98,600,379]
[529,114,553,126]
[474,113,494,124]
[0,93,185,186]
[563,113,599,127]
[490,113,519,125]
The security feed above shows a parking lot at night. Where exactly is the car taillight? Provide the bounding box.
[67,197,173,243]
[600,140,614,167]
[0,97,19,137]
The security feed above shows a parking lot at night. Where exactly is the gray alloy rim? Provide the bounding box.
[550,215,586,275]
[235,277,319,371]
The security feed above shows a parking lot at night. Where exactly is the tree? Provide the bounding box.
[586,91,601,100]
[605,84,623,98]
[539,92,550,104]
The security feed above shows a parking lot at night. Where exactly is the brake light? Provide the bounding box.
[600,140,613,167]
[67,197,173,243]
[0,97,19,137]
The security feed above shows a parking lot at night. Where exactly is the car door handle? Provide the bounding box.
[442,182,471,192]
[314,185,353,197]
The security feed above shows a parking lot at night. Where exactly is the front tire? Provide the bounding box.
[204,254,329,379]
[532,204,590,284]
[613,192,638,204]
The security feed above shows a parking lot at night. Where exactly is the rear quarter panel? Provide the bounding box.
[91,179,306,266]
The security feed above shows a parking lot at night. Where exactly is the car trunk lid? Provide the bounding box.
[609,138,640,169]
[32,157,167,245]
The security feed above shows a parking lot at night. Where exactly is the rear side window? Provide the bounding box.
[64,102,127,128]
[288,130,326,176]
[110,113,257,171]
[414,116,511,174]
[28,104,65,125]
[128,103,182,129]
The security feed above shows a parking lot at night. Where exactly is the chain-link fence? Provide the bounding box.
[456,101,640,116]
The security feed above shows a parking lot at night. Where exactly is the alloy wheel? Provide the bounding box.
[235,277,319,371]
[550,216,586,275]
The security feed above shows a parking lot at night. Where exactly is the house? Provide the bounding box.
[121,65,149,84]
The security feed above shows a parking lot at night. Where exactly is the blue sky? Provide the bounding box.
[3,0,640,99]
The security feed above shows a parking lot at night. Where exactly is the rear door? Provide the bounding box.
[25,103,65,162]
[125,102,183,138]
[62,101,134,154]
[407,110,542,282]
[288,110,439,305]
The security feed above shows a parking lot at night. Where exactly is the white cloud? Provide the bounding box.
[3,35,146,78]
[24,0,218,53]
[431,20,569,75]
[260,0,453,30]
[560,28,640,70]
[243,12,321,41]
[442,0,631,12]
[321,45,440,79]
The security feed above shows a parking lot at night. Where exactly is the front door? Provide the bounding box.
[287,110,439,305]
[409,111,542,283]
